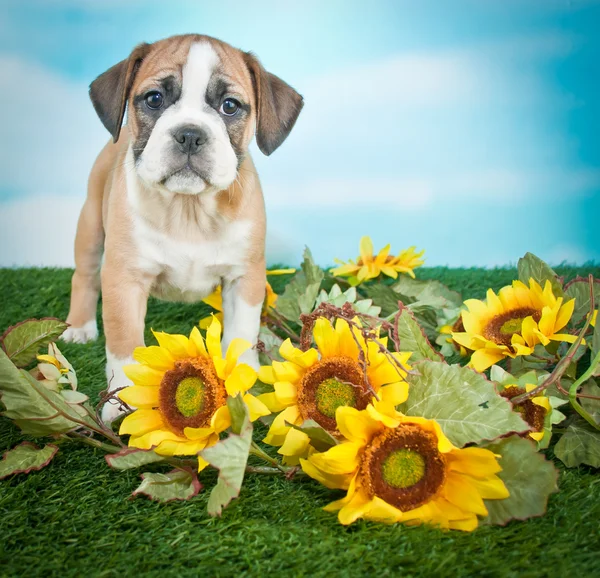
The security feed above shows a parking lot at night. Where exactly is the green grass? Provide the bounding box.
[1,266,600,578]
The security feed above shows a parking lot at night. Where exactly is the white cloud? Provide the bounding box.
[0,194,82,267]
[0,55,108,199]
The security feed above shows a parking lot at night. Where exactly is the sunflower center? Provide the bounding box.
[315,378,357,419]
[382,449,426,489]
[175,377,205,417]
[500,386,546,435]
[359,424,446,511]
[159,357,226,436]
[483,307,541,347]
[297,357,371,433]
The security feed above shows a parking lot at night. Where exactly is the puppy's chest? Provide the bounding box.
[134,219,252,302]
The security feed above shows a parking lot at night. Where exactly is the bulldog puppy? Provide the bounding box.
[62,34,303,422]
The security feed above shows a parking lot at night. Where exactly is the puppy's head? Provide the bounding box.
[90,35,303,195]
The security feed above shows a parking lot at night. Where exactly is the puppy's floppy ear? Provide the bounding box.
[244,52,304,156]
[89,43,151,143]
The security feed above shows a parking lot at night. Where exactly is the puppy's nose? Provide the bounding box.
[172,126,208,155]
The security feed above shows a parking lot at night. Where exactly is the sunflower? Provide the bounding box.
[118,317,270,470]
[199,268,293,329]
[330,236,424,286]
[438,316,470,357]
[258,317,411,464]
[500,384,550,442]
[300,406,509,531]
[452,279,576,372]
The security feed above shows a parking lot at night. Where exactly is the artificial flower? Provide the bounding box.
[199,268,294,329]
[330,236,425,285]
[118,317,269,470]
[301,406,509,531]
[500,384,550,442]
[258,317,411,464]
[34,343,78,392]
[452,279,576,372]
[438,315,470,357]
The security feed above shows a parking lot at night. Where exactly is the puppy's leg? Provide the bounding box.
[100,266,151,423]
[63,198,104,344]
[222,261,266,370]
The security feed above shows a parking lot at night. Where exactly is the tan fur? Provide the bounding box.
[66,35,269,359]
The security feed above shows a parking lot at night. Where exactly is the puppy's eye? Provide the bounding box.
[145,91,164,110]
[220,98,240,116]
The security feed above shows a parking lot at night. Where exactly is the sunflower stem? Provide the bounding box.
[250,441,289,472]
[65,433,121,453]
[568,351,600,430]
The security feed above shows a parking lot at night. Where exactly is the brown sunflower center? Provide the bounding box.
[297,356,371,433]
[483,307,541,347]
[500,386,546,435]
[159,357,226,436]
[359,424,446,511]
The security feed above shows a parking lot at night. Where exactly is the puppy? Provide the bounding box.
[62,34,303,422]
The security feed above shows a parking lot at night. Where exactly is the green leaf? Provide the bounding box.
[393,306,442,361]
[517,252,563,297]
[105,448,165,470]
[482,436,558,525]
[201,398,253,516]
[592,321,600,365]
[362,284,408,317]
[227,394,248,435]
[0,442,59,480]
[580,379,600,425]
[132,468,201,502]
[287,419,338,452]
[393,277,463,308]
[1,318,68,368]
[554,418,600,467]
[316,284,381,317]
[0,347,92,435]
[564,277,600,327]
[400,361,529,446]
[276,248,324,322]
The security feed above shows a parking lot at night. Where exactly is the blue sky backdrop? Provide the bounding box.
[0,0,598,268]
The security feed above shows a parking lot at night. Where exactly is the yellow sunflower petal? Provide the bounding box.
[151,330,190,360]
[224,338,252,375]
[118,385,159,408]
[123,364,165,386]
[313,317,340,358]
[378,381,409,406]
[257,391,288,413]
[309,442,362,475]
[120,409,164,437]
[189,326,208,357]
[359,236,374,261]
[183,426,214,441]
[443,475,488,517]
[133,345,175,371]
[336,406,381,444]
[338,487,372,525]
[206,316,223,360]
[224,363,256,396]
[243,393,270,421]
[300,458,352,490]
[211,405,231,433]
[128,429,183,453]
[278,427,310,457]
[469,348,506,372]
[461,472,509,500]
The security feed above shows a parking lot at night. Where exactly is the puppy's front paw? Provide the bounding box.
[102,351,135,424]
[62,320,99,344]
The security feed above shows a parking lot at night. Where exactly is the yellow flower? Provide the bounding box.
[590,309,598,327]
[452,279,576,372]
[199,268,293,329]
[500,384,550,442]
[35,343,78,392]
[257,317,411,464]
[301,406,509,531]
[439,316,470,357]
[330,236,424,285]
[118,317,270,470]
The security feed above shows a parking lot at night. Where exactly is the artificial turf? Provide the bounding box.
[1,265,599,578]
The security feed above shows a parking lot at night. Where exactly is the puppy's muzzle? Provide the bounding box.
[172,125,209,155]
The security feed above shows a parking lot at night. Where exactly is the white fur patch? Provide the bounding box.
[222,280,262,370]
[62,319,98,344]
[136,41,238,194]
[102,350,134,423]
